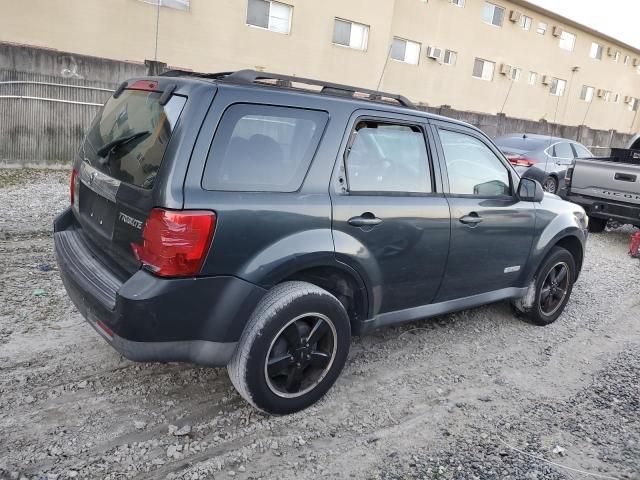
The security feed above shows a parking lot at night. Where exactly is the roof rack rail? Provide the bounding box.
[159,69,233,79]
[220,70,416,109]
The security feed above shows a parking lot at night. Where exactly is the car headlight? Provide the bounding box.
[574,211,589,230]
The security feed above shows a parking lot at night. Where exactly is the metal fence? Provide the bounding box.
[0,70,114,164]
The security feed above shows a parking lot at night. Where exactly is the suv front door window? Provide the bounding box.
[438,130,511,197]
[331,115,451,315]
[435,126,535,300]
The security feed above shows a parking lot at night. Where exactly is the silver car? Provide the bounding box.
[494,133,592,194]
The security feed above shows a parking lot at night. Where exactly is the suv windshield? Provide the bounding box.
[81,90,186,189]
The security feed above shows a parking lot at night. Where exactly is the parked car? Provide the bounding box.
[494,133,593,194]
[54,70,588,414]
[566,147,640,232]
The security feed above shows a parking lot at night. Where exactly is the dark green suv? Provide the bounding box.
[54,70,588,414]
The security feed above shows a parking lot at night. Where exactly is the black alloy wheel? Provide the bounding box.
[227,281,351,414]
[539,261,570,316]
[265,313,336,398]
[512,246,576,326]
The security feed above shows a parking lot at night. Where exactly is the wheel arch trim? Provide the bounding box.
[525,229,585,284]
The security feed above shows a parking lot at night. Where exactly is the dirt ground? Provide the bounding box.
[0,169,639,480]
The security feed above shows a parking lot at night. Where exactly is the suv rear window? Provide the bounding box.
[81,90,186,189]
[203,104,328,192]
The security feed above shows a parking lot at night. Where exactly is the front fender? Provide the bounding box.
[523,199,587,282]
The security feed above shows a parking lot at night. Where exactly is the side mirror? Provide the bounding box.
[518,177,545,202]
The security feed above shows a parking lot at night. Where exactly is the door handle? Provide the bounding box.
[614,172,637,182]
[348,212,382,227]
[459,213,483,226]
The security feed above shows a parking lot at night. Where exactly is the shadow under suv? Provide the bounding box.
[54,70,588,414]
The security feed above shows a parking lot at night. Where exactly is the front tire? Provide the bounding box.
[227,281,351,414]
[513,247,576,326]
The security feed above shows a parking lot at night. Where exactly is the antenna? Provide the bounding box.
[377,43,393,91]
[500,76,515,114]
[154,1,160,61]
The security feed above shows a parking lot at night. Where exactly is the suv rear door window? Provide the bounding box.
[345,121,432,193]
[82,90,186,189]
[203,104,328,192]
[439,129,511,197]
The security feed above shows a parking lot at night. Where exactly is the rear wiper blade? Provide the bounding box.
[97,131,150,158]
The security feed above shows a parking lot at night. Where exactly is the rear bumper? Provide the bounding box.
[54,207,266,366]
[566,192,640,226]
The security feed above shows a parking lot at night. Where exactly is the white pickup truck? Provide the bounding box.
[565,141,640,232]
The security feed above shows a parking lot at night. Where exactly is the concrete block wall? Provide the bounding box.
[422,105,634,149]
[0,43,146,165]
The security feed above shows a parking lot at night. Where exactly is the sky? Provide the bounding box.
[527,0,640,49]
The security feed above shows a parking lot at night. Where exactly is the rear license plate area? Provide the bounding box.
[79,183,116,238]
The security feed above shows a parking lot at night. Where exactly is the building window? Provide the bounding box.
[559,31,576,51]
[443,50,457,65]
[614,51,620,62]
[589,42,603,60]
[510,67,522,81]
[333,19,369,50]
[603,90,611,102]
[482,2,505,27]
[450,0,465,6]
[537,22,547,35]
[391,37,421,64]
[246,0,292,34]
[580,85,595,102]
[624,55,630,65]
[614,93,620,103]
[520,15,532,31]
[550,78,567,96]
[629,98,639,112]
[472,58,495,81]
[528,71,537,85]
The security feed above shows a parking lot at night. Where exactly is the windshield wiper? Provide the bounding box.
[97,131,150,159]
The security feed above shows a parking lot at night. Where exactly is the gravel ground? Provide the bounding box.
[0,168,639,480]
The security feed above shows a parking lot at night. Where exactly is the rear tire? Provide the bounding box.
[588,217,607,233]
[513,247,576,326]
[227,281,351,414]
[543,175,558,194]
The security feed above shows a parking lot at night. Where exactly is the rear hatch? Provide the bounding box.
[73,82,187,273]
[571,158,640,205]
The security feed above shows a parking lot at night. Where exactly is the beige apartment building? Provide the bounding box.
[3,0,640,132]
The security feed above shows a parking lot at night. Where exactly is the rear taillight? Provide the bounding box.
[131,208,216,278]
[70,168,79,209]
[507,155,537,167]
